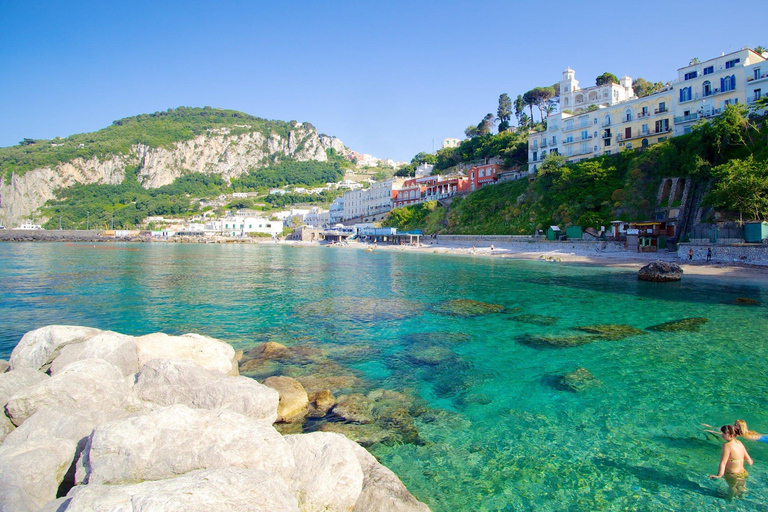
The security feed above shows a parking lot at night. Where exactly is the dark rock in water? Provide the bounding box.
[307,389,336,418]
[330,393,374,424]
[735,297,760,306]
[405,344,455,366]
[638,261,683,282]
[646,317,708,332]
[559,368,602,392]
[297,297,421,323]
[456,393,493,406]
[431,299,505,317]
[403,332,471,346]
[575,324,646,340]
[509,314,559,326]
[517,333,600,349]
[319,422,392,447]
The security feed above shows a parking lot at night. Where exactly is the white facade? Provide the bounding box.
[442,138,461,149]
[329,197,344,224]
[673,48,766,135]
[559,67,635,114]
[220,216,282,236]
[415,163,434,177]
[342,178,403,220]
[746,60,767,108]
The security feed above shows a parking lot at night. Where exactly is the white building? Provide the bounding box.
[220,216,283,237]
[342,178,403,221]
[673,48,766,135]
[329,197,344,224]
[442,138,461,149]
[415,163,434,177]
[559,67,635,114]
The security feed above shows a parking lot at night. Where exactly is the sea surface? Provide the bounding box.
[1,242,768,511]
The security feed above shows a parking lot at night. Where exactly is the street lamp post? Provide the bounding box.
[87,211,89,231]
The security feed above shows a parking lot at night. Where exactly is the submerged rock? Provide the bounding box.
[431,299,504,317]
[508,314,560,326]
[574,324,646,340]
[403,332,471,346]
[735,297,760,306]
[517,333,600,349]
[558,368,602,392]
[646,317,708,332]
[298,297,421,323]
[404,345,455,366]
[638,261,683,282]
[307,389,336,418]
[319,423,393,447]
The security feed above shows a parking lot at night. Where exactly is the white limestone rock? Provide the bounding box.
[134,332,238,376]
[77,405,294,485]
[0,360,8,373]
[349,442,430,512]
[0,438,77,512]
[49,331,139,376]
[263,375,309,423]
[0,368,50,442]
[5,358,133,427]
[285,432,364,512]
[132,359,279,424]
[37,497,71,512]
[64,468,299,512]
[8,326,101,371]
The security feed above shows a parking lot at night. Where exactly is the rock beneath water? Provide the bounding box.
[298,297,421,323]
[63,468,300,512]
[333,393,374,424]
[508,314,560,326]
[285,432,364,512]
[319,423,393,447]
[133,359,279,424]
[431,299,504,317]
[735,297,760,305]
[264,376,309,423]
[134,332,239,376]
[77,404,294,485]
[308,389,336,418]
[49,331,139,377]
[646,317,709,332]
[298,375,363,395]
[246,341,291,360]
[5,359,133,427]
[9,325,101,371]
[405,344,455,366]
[0,437,78,512]
[638,261,683,282]
[0,359,8,373]
[456,393,493,406]
[403,332,471,346]
[574,324,646,341]
[349,442,431,512]
[517,333,600,349]
[559,368,602,392]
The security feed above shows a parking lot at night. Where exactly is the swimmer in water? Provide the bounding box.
[708,424,753,500]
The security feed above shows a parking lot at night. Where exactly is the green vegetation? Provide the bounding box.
[1,107,297,182]
[385,104,768,234]
[434,131,528,171]
[42,171,225,230]
[230,152,350,190]
[595,72,620,86]
[264,190,341,208]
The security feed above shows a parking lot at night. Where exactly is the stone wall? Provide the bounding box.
[678,243,768,266]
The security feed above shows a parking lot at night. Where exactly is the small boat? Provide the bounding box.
[13,221,43,230]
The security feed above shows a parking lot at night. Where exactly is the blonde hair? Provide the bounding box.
[735,419,754,437]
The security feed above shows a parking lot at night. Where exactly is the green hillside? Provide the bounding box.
[385,103,768,235]
[1,107,297,182]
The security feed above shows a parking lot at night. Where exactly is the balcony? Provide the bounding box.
[747,73,768,83]
[679,88,734,103]
[541,140,548,147]
[654,108,669,114]
[602,132,612,139]
[638,112,650,119]
[674,113,700,123]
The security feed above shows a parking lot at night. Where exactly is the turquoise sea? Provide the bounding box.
[2,242,768,511]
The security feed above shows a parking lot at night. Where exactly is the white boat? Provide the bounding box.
[13,221,43,230]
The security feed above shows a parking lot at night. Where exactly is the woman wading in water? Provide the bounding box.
[709,424,753,499]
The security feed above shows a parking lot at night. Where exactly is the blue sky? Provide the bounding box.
[0,0,765,162]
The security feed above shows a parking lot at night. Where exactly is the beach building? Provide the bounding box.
[673,49,766,136]
[342,178,404,221]
[329,197,344,224]
[221,216,282,237]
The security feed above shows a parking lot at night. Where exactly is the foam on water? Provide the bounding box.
[1,242,767,511]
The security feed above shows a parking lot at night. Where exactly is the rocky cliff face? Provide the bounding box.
[0,123,350,227]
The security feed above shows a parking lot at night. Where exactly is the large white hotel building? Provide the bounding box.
[529,48,766,170]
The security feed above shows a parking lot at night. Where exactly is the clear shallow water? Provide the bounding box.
[1,242,768,511]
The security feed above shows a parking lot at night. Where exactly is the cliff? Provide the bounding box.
[0,110,352,227]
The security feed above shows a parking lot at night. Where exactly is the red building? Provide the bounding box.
[467,164,502,191]
[391,175,470,209]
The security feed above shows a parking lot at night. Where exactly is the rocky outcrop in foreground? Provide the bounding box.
[0,325,430,512]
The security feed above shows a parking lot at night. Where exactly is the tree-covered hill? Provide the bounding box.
[1,107,298,181]
[385,103,768,235]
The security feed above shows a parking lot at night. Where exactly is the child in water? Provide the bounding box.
[708,424,753,499]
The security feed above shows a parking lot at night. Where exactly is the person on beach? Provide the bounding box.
[708,424,753,499]
[688,248,693,260]
[707,248,712,262]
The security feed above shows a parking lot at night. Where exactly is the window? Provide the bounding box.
[641,106,649,117]
[755,68,762,80]
[704,66,714,75]
[479,169,485,177]
[566,135,573,143]
[721,75,736,92]
[684,71,698,80]
[658,102,667,113]
[725,58,740,69]
[594,118,598,124]
[565,120,573,130]
[581,130,588,140]
[756,89,763,101]
[625,127,632,139]
[604,138,611,147]
[552,136,557,144]
[642,124,649,135]
[624,109,633,122]
[679,87,692,102]
[702,81,712,96]
[655,119,669,132]
[603,114,611,126]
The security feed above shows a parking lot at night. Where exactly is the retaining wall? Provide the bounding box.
[678,242,768,266]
